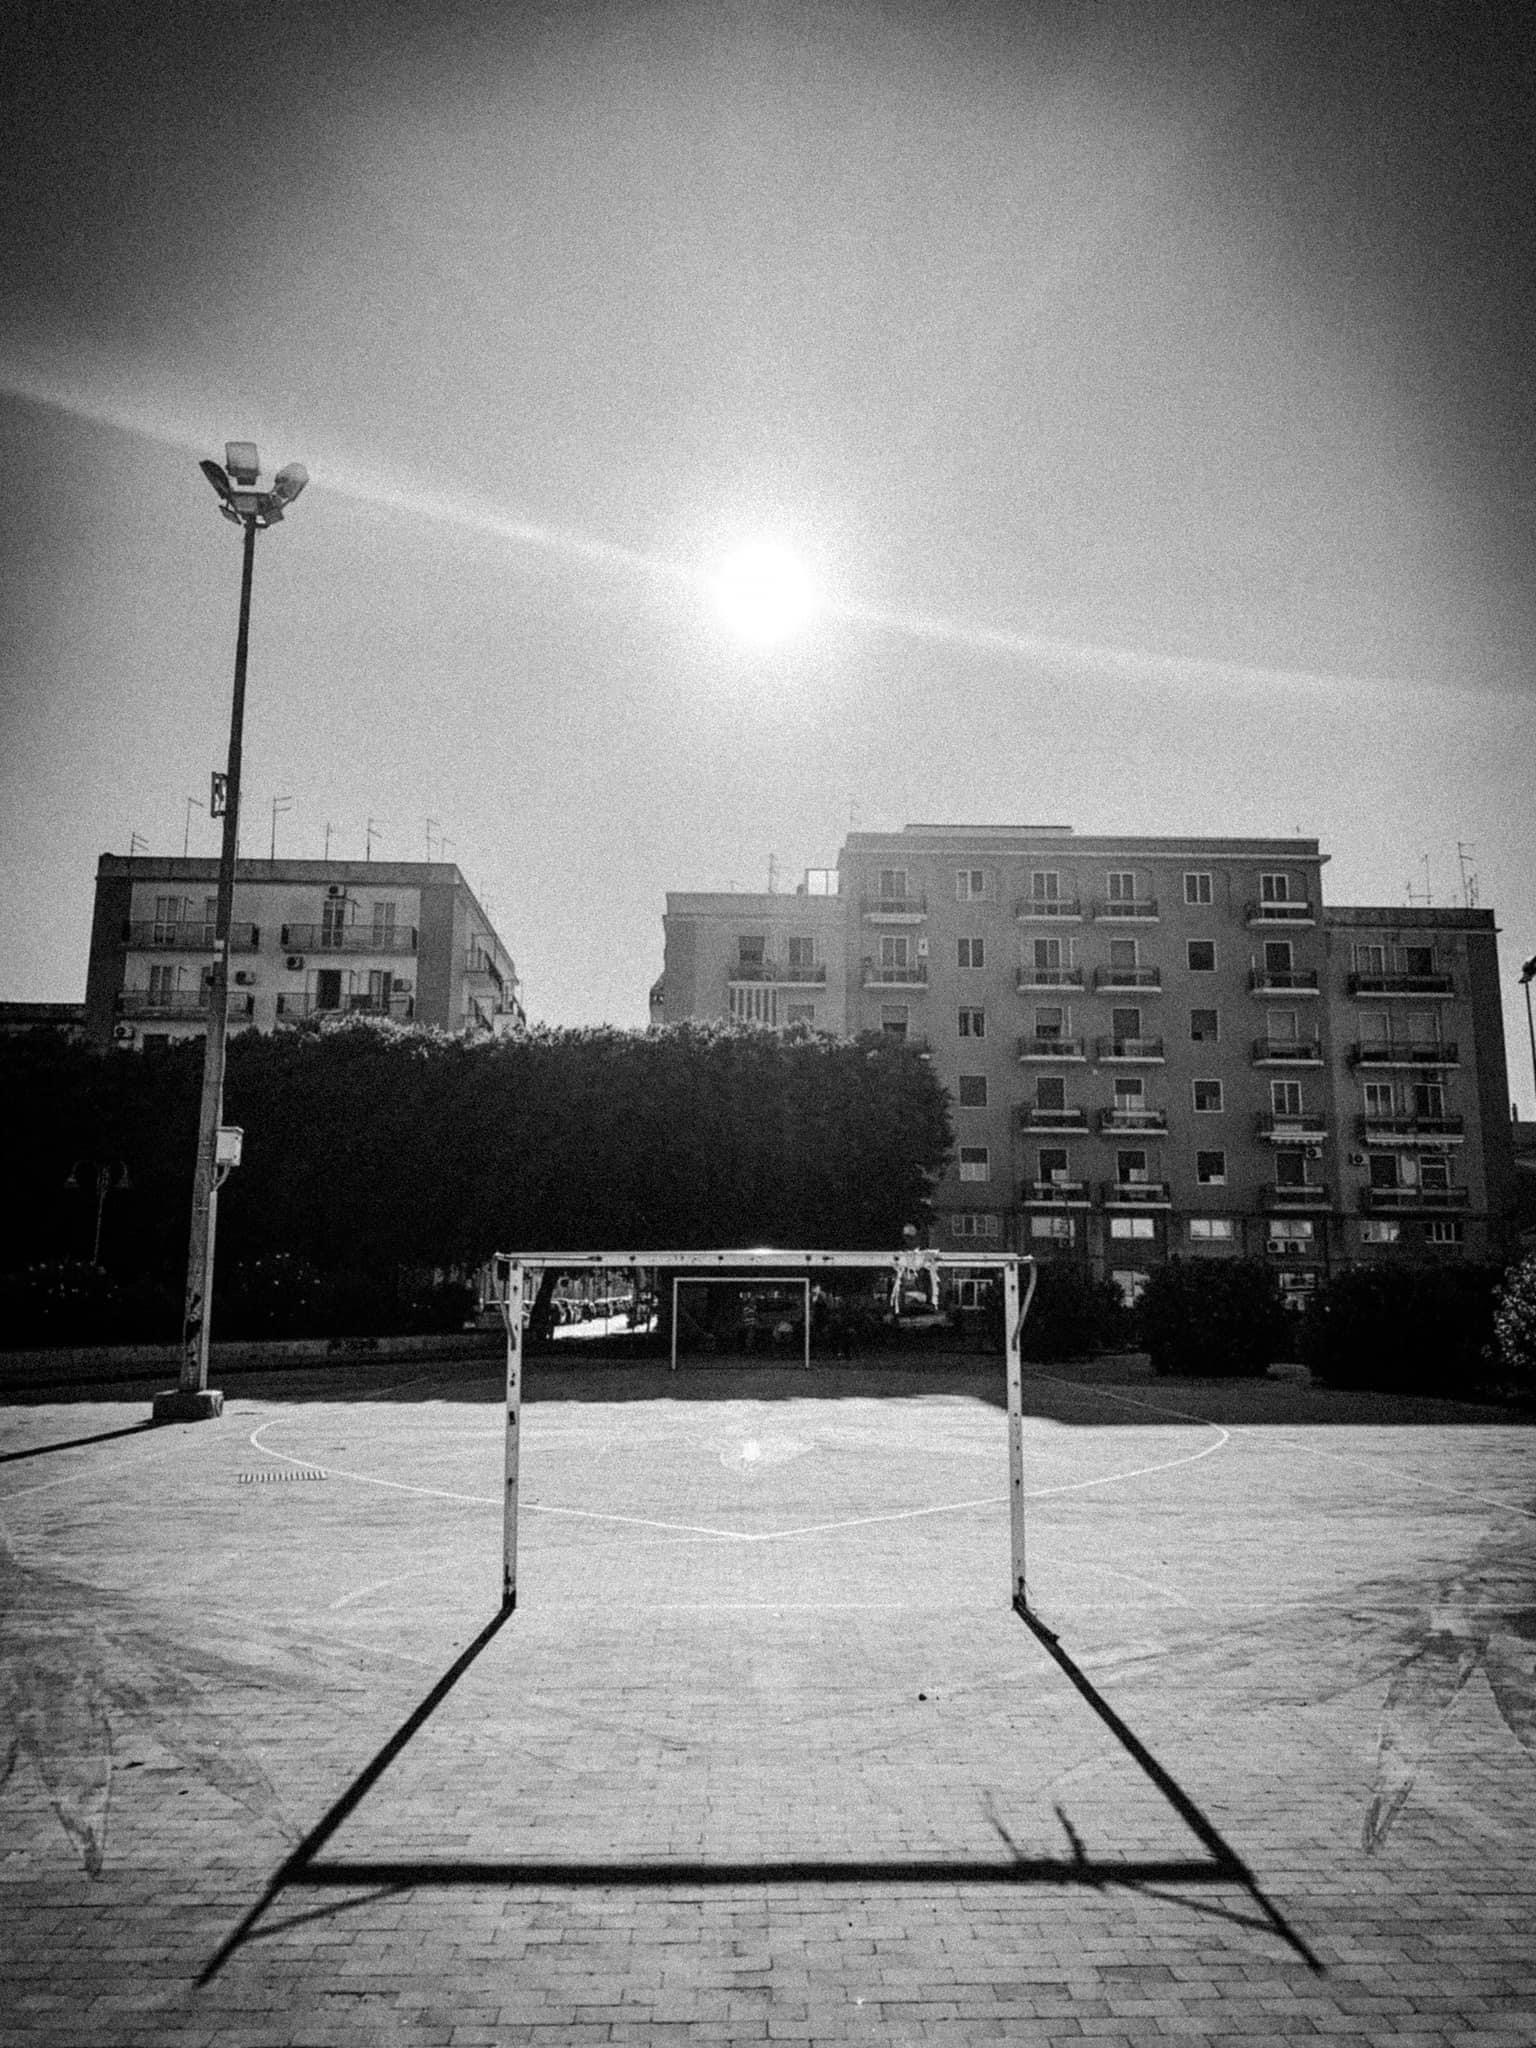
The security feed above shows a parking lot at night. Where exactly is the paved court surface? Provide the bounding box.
[2,1352,1533,2046]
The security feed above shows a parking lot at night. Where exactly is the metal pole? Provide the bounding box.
[1005,1258,1026,1611]
[1523,967,1536,1115]
[161,513,256,1420]
[502,1259,526,1611]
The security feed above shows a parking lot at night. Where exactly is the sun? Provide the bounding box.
[711,539,821,646]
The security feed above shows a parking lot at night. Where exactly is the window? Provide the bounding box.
[958,1007,986,1038]
[1111,1006,1141,1041]
[371,901,396,943]
[1263,940,1294,977]
[1033,1005,1064,1039]
[958,1146,991,1182]
[1107,870,1136,901]
[1360,1220,1400,1244]
[152,894,184,942]
[1184,872,1213,905]
[880,1005,909,1040]
[1412,1081,1446,1118]
[1108,938,1138,972]
[1187,940,1215,971]
[1260,873,1291,903]
[879,933,912,971]
[951,1211,1001,1240]
[1033,936,1063,970]
[1271,1080,1302,1116]
[1038,1147,1070,1185]
[147,963,177,1005]
[1274,1149,1308,1187]
[321,894,349,947]
[1404,945,1435,976]
[956,868,987,900]
[1363,1082,1395,1116]
[1196,1150,1227,1185]
[1267,1009,1300,1043]
[957,1074,988,1108]
[786,935,816,970]
[1035,1076,1066,1110]
[1354,943,1386,975]
[1116,1149,1148,1184]
[737,935,766,969]
[1110,1217,1155,1240]
[785,1003,816,1026]
[1190,1217,1236,1242]
[1190,1008,1219,1042]
[1268,1218,1314,1243]
[957,936,985,969]
[1030,870,1060,901]
[1425,1219,1463,1245]
[877,867,909,900]
[1113,1074,1145,1108]
[1192,1079,1223,1112]
[1112,1269,1151,1307]
[1420,1155,1451,1192]
[1031,1214,1073,1240]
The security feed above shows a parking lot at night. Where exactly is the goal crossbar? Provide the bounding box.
[489,1248,1037,1615]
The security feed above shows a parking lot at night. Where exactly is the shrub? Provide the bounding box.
[1020,1263,1126,1362]
[1137,1258,1289,1378]
[1302,1262,1505,1395]
[1489,1253,1536,1393]
[0,1261,176,1348]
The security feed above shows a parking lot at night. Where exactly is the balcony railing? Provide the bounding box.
[1359,1115,1466,1144]
[1092,898,1158,921]
[731,960,827,985]
[1347,973,1455,998]
[1246,899,1315,924]
[118,990,255,1020]
[1015,896,1082,920]
[1265,1184,1331,1209]
[280,923,418,955]
[1253,1037,1323,1063]
[1018,1106,1089,1131]
[276,992,416,1020]
[1015,966,1083,990]
[1094,967,1162,991]
[1097,1036,1165,1062]
[1350,1040,1458,1067]
[1103,1179,1171,1206]
[123,921,259,951]
[1360,1185,1470,1212]
[1249,969,1320,995]
[1099,1108,1168,1134]
[862,960,928,988]
[1022,1179,1093,1206]
[1256,1113,1329,1142]
[861,895,927,920]
[1017,1034,1086,1060]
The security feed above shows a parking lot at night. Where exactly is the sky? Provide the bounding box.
[2,0,1534,1106]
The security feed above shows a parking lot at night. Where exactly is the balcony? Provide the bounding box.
[1092,898,1158,922]
[118,990,254,1021]
[1103,1179,1171,1207]
[1253,1037,1323,1064]
[1264,1183,1331,1210]
[862,960,928,989]
[1094,967,1162,992]
[1347,973,1455,998]
[1350,1040,1458,1068]
[1099,1107,1169,1135]
[1246,899,1315,925]
[1015,966,1084,991]
[1249,968,1320,996]
[861,895,927,922]
[1022,1179,1093,1207]
[1097,1036,1165,1063]
[1017,1033,1086,1061]
[280,923,418,955]
[1015,896,1082,920]
[1256,1113,1329,1143]
[1359,1114,1466,1146]
[1018,1106,1089,1132]
[276,992,416,1020]
[1360,1184,1470,1213]
[731,960,828,985]
[123,921,259,951]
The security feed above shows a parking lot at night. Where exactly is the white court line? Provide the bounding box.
[1248,1431,1536,1521]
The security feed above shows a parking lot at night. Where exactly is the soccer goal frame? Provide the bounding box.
[488,1248,1037,1617]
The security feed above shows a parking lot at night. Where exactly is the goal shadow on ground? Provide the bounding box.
[199,1599,1323,1986]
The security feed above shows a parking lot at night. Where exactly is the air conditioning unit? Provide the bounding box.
[327,884,345,898]
[1266,1238,1292,1254]
[392,978,410,993]
[916,938,929,956]
[112,1022,135,1042]
[234,971,255,986]
[286,954,305,971]
[1349,1151,1366,1165]
[1303,1144,1322,1159]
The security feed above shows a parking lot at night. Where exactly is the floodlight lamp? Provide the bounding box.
[1522,954,1536,984]
[270,462,308,506]
[224,441,260,486]
[199,458,233,503]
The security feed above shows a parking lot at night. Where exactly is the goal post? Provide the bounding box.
[488,1248,1037,1616]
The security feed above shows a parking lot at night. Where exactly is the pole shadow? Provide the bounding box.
[0,1419,158,1463]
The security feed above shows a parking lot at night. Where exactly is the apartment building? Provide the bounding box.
[84,856,524,1049]
[655,824,1515,1296]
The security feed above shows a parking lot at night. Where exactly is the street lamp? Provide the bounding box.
[1522,954,1536,1118]
[152,443,307,1424]
[65,1160,132,1265]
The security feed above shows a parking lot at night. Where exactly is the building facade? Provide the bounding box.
[84,856,524,1050]
[656,824,1516,1295]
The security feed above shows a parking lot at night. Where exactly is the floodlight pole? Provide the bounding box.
[155,445,306,1424]
[1522,957,1536,1115]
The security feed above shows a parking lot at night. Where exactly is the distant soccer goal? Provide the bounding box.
[486,1248,1037,1617]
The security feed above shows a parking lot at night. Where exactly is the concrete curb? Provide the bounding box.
[0,1327,503,1390]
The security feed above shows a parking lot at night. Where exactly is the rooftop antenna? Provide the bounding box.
[1405,854,1432,908]
[323,822,334,860]
[768,852,779,894]
[1456,841,1480,909]
[130,831,148,856]
[183,796,204,857]
[425,817,440,861]
[269,794,293,860]
[365,817,381,861]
